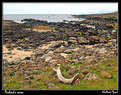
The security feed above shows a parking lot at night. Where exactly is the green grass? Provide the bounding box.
[3,56,118,90]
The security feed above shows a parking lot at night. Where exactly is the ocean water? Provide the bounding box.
[3,14,84,23]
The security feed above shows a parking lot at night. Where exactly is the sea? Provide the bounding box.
[3,14,84,23]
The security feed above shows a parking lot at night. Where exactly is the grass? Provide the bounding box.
[3,56,118,90]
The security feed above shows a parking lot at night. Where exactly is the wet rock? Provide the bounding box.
[84,73,98,80]
[101,71,112,79]
[77,37,88,44]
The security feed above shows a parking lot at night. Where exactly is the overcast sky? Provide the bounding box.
[3,3,118,15]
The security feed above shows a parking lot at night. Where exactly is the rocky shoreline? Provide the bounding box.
[3,12,118,89]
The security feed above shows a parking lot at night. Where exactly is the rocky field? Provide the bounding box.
[3,12,118,90]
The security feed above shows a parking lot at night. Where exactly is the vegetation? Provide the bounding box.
[3,56,118,90]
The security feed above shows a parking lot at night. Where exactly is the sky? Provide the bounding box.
[3,3,118,15]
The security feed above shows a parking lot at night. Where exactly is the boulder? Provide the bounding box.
[77,37,88,44]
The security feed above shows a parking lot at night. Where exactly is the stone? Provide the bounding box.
[16,47,22,50]
[100,37,108,43]
[63,41,69,47]
[84,73,98,80]
[14,58,21,64]
[3,84,8,87]
[24,80,31,84]
[6,51,12,54]
[99,48,107,54]
[68,39,77,44]
[24,57,30,60]
[82,70,89,75]
[69,37,77,40]
[45,56,52,62]
[30,54,37,61]
[45,80,51,85]
[35,49,45,55]
[78,73,84,79]
[60,53,69,59]
[89,36,100,44]
[77,37,88,44]
[47,51,54,55]
[72,47,80,53]
[69,66,76,74]
[64,49,73,54]
[49,41,62,48]
[101,71,112,79]
[54,45,66,53]
[75,78,80,85]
